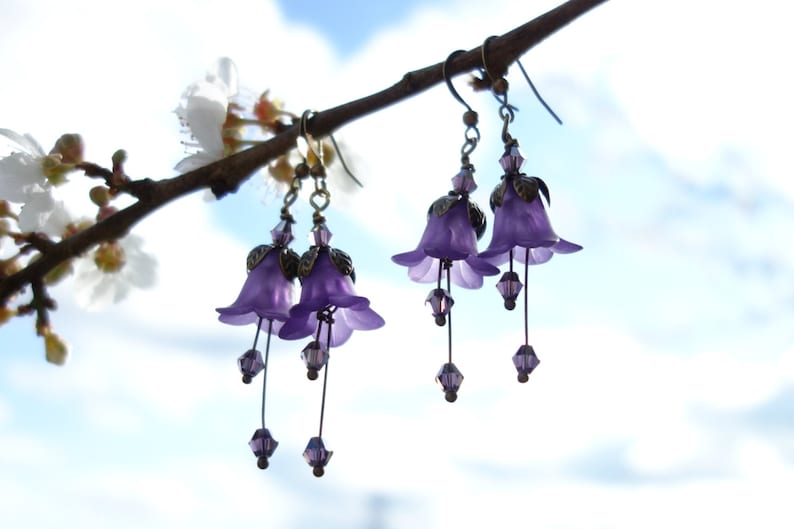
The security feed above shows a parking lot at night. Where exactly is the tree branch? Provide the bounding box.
[0,0,607,305]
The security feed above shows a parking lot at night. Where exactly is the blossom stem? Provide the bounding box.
[260,318,273,430]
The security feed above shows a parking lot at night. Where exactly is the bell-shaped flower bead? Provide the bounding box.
[479,175,582,267]
[216,246,297,331]
[392,197,499,289]
[279,248,384,347]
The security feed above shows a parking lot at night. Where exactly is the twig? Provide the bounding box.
[0,0,607,305]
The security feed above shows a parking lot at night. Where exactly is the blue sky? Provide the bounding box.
[2,0,794,528]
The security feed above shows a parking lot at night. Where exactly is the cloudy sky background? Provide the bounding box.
[2,0,793,527]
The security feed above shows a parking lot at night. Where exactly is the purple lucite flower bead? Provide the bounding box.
[216,221,300,331]
[436,362,464,403]
[237,348,264,384]
[495,271,523,310]
[303,436,333,477]
[279,243,384,347]
[513,344,540,383]
[479,148,582,267]
[392,184,499,289]
[249,428,279,469]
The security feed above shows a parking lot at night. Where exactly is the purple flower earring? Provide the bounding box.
[216,175,302,470]
[392,51,499,402]
[477,42,582,383]
[279,112,384,476]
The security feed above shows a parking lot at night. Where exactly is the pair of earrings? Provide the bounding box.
[392,43,582,401]
[217,112,384,477]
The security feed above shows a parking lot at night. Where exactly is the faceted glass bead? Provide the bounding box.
[513,344,540,383]
[249,428,279,458]
[301,340,328,379]
[436,362,464,402]
[237,349,264,383]
[311,223,333,246]
[303,436,333,476]
[425,288,454,326]
[496,271,523,310]
[499,144,525,174]
[270,219,294,246]
[451,168,478,194]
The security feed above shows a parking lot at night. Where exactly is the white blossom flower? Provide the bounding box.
[73,234,158,310]
[17,189,74,238]
[0,128,48,202]
[175,58,239,173]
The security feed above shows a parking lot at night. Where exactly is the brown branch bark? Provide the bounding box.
[0,0,607,304]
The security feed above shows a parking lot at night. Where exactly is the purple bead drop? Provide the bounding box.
[303,436,333,476]
[436,362,464,401]
[513,344,540,383]
[426,288,454,325]
[496,271,523,310]
[249,428,279,458]
[237,349,264,383]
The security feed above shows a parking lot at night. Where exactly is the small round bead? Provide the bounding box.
[493,78,508,95]
[257,456,269,469]
[295,162,310,178]
[504,300,516,311]
[313,466,325,477]
[242,375,252,384]
[445,391,458,403]
[435,315,447,327]
[462,110,478,126]
[307,368,319,381]
[517,372,529,383]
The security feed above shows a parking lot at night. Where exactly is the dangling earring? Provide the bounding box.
[476,38,583,383]
[215,167,302,469]
[278,111,385,477]
[392,50,499,402]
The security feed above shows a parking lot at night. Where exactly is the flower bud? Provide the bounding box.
[89,186,111,207]
[43,330,69,365]
[51,133,84,165]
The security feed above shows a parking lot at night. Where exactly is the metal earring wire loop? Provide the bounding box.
[443,50,474,114]
[480,36,497,83]
[298,109,363,188]
[516,59,563,125]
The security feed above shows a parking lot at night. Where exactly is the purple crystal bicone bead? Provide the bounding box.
[301,340,328,380]
[451,168,478,194]
[237,348,264,384]
[513,344,540,383]
[249,428,279,469]
[312,223,333,246]
[499,144,525,173]
[270,219,295,246]
[436,362,464,403]
[303,436,333,477]
[425,288,454,326]
[496,271,523,310]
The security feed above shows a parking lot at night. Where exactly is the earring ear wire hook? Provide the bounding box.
[443,50,475,114]
[298,109,363,188]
